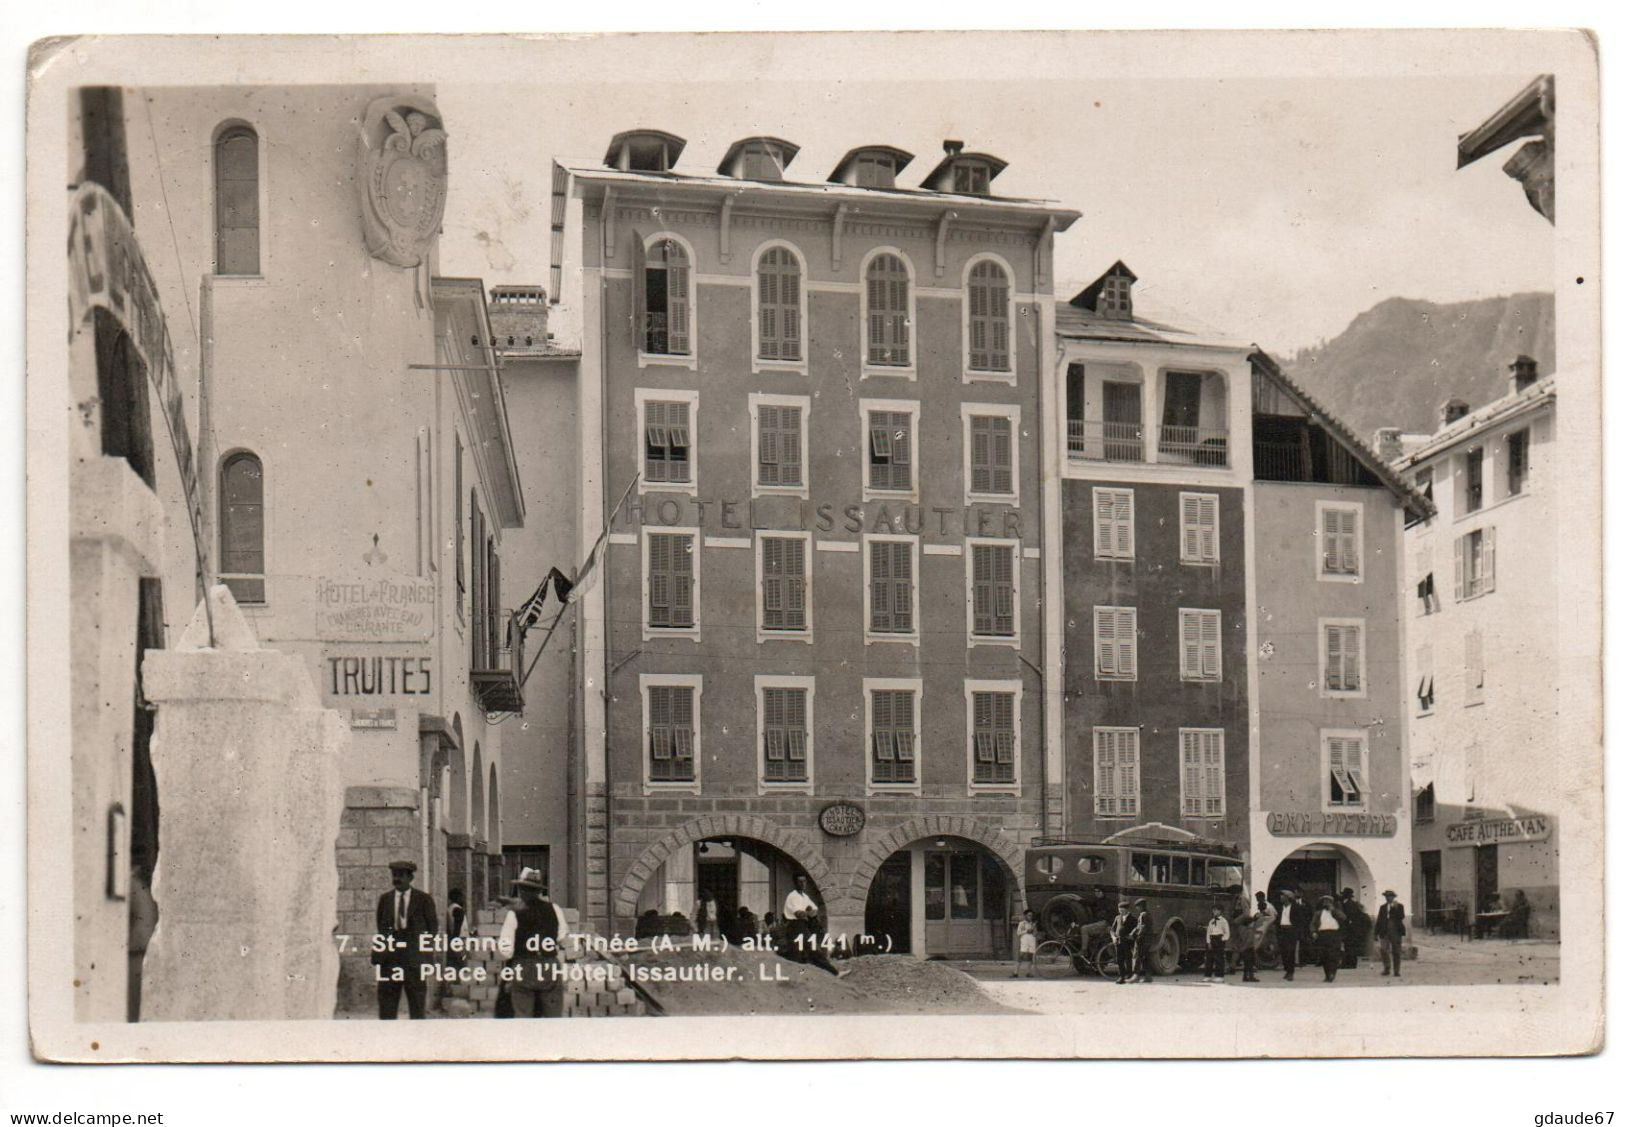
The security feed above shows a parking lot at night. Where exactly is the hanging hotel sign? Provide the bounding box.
[315,575,437,642]
[1266,811,1398,837]
[67,181,207,563]
[1445,815,1551,846]
[818,802,866,837]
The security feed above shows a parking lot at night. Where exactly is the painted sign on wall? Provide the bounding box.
[322,649,435,704]
[1445,816,1551,846]
[315,575,436,641]
[1266,811,1398,837]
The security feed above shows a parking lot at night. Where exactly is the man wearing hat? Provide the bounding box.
[1274,889,1308,982]
[498,867,567,1017]
[1129,898,1156,984]
[1108,900,1136,984]
[1374,889,1407,978]
[373,859,438,1019]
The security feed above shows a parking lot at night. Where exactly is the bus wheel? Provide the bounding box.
[1150,927,1184,976]
[1034,940,1079,978]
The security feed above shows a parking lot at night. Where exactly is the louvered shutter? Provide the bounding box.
[994,546,1014,633]
[1181,732,1202,816]
[671,688,694,777]
[645,402,667,482]
[759,256,779,359]
[762,537,784,627]
[894,693,916,774]
[785,538,805,626]
[970,417,993,494]
[1095,731,1116,814]
[631,231,647,350]
[1094,490,1117,556]
[1116,609,1137,678]
[1453,536,1465,601]
[892,543,913,631]
[1114,492,1132,556]
[1201,612,1220,678]
[763,687,784,778]
[664,243,690,355]
[1482,527,1496,593]
[667,402,690,482]
[1345,626,1361,690]
[1339,510,1359,573]
[1095,609,1115,676]
[991,419,1012,493]
[870,542,893,631]
[1203,732,1224,815]
[1181,494,1201,560]
[1325,624,1343,689]
[1199,496,1218,561]
[649,686,672,774]
[758,405,780,486]
[648,534,670,625]
[778,406,802,486]
[891,411,912,490]
[780,257,802,361]
[672,535,693,626]
[1120,732,1139,814]
[1180,612,1200,679]
[972,546,994,635]
[968,261,1010,371]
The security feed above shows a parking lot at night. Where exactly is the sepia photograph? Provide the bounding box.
[17,26,1604,1075]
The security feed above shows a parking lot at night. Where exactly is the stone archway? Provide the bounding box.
[850,815,1026,910]
[614,814,843,922]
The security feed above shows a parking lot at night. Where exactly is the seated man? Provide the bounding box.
[1499,890,1532,938]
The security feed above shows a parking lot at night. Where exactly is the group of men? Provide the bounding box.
[1102,887,1408,986]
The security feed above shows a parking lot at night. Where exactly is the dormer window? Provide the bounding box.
[719,136,800,182]
[604,129,687,173]
[829,146,914,190]
[1100,276,1132,320]
[921,143,1008,195]
[856,154,896,188]
[953,161,991,195]
[744,144,783,179]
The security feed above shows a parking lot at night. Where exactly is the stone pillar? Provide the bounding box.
[139,585,348,1021]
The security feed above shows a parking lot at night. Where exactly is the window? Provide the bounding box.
[866,537,917,640]
[759,681,811,786]
[854,153,896,189]
[1178,609,1222,682]
[219,451,265,604]
[868,684,919,788]
[1464,630,1485,706]
[759,534,808,635]
[214,125,259,275]
[640,237,691,356]
[967,414,1014,497]
[968,686,1018,787]
[866,407,915,493]
[1417,572,1439,615]
[1099,275,1132,320]
[646,531,696,633]
[1324,731,1367,809]
[1179,492,1219,564]
[1506,429,1529,496]
[1093,488,1134,560]
[1318,503,1362,580]
[1180,729,1225,817]
[643,677,699,787]
[752,397,805,493]
[1415,783,1436,824]
[756,246,803,362]
[642,399,693,486]
[1415,466,1434,505]
[966,260,1011,373]
[1454,527,1496,600]
[968,541,1017,641]
[1463,447,1484,513]
[1321,620,1365,696]
[1416,643,1435,714]
[953,162,991,195]
[1094,607,1138,681]
[1093,728,1140,816]
[864,253,911,368]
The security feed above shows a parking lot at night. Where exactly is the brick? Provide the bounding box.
[335,828,360,848]
[384,827,416,849]
[335,847,371,867]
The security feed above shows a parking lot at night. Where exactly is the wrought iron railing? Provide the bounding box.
[471,608,524,713]
[1066,419,1145,462]
[1158,424,1230,467]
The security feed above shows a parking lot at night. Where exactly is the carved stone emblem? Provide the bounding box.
[358,95,448,268]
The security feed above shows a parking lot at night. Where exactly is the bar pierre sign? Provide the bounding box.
[1266,811,1398,837]
[1445,816,1551,846]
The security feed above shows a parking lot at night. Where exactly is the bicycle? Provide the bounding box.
[1034,921,1114,978]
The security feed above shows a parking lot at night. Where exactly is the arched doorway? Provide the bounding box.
[1267,842,1376,908]
[632,835,823,941]
[863,835,1016,959]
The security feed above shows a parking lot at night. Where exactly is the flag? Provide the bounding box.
[517,567,575,635]
[565,473,639,605]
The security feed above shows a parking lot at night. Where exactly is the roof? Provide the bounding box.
[430,277,526,528]
[603,129,687,168]
[1071,260,1138,314]
[717,135,801,175]
[1053,297,1252,353]
[1458,74,1554,169]
[828,144,916,183]
[1393,374,1556,471]
[920,149,1009,192]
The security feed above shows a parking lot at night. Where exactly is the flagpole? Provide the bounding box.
[519,600,570,689]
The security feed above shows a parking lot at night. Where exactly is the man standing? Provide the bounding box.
[1109,900,1135,985]
[1203,904,1231,984]
[1240,891,1275,983]
[1312,895,1348,982]
[499,867,567,1017]
[1374,889,1407,978]
[1339,887,1371,969]
[1275,889,1306,982]
[1130,898,1156,984]
[373,859,437,1019]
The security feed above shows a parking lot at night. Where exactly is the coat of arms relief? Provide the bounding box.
[358,95,449,268]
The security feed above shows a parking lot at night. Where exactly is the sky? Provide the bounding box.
[431,39,1558,356]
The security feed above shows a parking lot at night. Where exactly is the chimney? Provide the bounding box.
[943,139,964,156]
[1372,427,1404,463]
[1440,398,1470,427]
[1509,354,1539,393]
[488,286,549,352]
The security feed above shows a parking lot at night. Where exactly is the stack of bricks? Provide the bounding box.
[437,906,645,1018]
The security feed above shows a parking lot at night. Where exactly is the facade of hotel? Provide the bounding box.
[72,84,533,1015]
[1055,269,1421,926]
[1388,359,1560,937]
[548,130,1079,956]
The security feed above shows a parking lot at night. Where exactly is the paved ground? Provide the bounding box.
[952,934,1559,1013]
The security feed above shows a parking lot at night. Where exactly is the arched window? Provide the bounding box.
[219,452,265,604]
[866,253,910,367]
[757,246,803,361]
[214,126,260,276]
[641,238,691,355]
[967,260,1011,372]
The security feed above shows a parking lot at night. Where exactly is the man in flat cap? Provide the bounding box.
[1129,898,1156,984]
[373,859,438,1019]
[1109,900,1136,984]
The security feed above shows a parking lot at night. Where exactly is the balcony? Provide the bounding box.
[471,608,524,714]
[1157,424,1230,467]
[1067,419,1146,463]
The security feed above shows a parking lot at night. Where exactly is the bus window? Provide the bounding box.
[1190,858,1207,886]
[1130,853,1151,882]
[1151,854,1173,883]
[1035,855,1063,876]
[1210,862,1244,891]
[1078,855,1106,875]
[1171,856,1190,884]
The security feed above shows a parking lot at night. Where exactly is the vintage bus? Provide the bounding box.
[1024,835,1275,974]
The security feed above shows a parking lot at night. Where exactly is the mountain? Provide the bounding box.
[1281,293,1555,441]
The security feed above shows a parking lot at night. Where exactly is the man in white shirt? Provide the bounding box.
[782,874,841,976]
[1203,904,1231,983]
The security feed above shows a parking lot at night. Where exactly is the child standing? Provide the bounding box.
[1013,909,1039,978]
[1204,903,1231,983]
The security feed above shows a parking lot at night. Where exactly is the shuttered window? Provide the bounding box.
[1179,492,1219,563]
[967,260,1011,371]
[1326,734,1365,808]
[1178,609,1222,681]
[1093,487,1134,560]
[1180,730,1225,817]
[1093,728,1140,815]
[757,247,802,361]
[970,544,1016,637]
[1321,505,1361,576]
[1417,643,1435,713]
[1454,527,1495,600]
[968,415,1014,495]
[868,540,915,635]
[870,689,917,785]
[762,687,809,783]
[1324,623,1363,693]
[647,533,695,629]
[1094,607,1138,681]
[756,403,803,488]
[1463,447,1484,513]
[867,410,913,492]
[971,691,1016,785]
[643,239,690,355]
[644,400,692,483]
[648,685,696,782]
[760,536,807,632]
[214,126,260,276]
[866,254,911,366]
